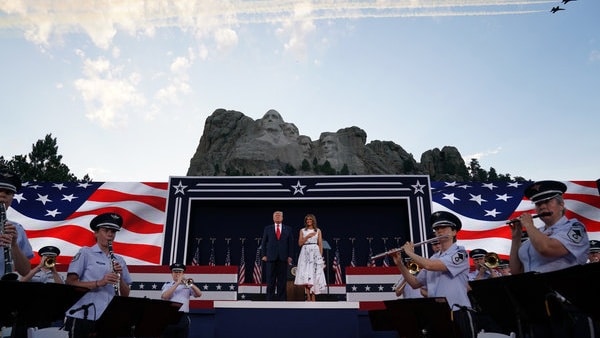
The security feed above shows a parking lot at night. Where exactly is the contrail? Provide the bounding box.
[0,0,555,44]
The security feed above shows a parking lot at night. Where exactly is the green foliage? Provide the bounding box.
[1,134,89,182]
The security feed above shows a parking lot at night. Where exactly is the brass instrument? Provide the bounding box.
[44,256,56,269]
[0,203,18,281]
[407,261,421,275]
[185,278,195,287]
[483,252,499,269]
[107,240,120,295]
[370,235,450,260]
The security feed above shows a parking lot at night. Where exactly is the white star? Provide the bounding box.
[36,193,52,205]
[444,181,458,187]
[173,181,187,195]
[291,180,306,195]
[364,285,371,292]
[152,283,158,290]
[458,184,471,190]
[62,194,78,202]
[202,284,209,290]
[229,284,236,290]
[139,283,145,289]
[496,193,512,202]
[484,209,501,218]
[216,284,222,290]
[29,184,42,190]
[442,193,460,204]
[52,183,67,190]
[77,182,92,188]
[482,183,498,190]
[12,193,26,204]
[411,180,426,195]
[45,209,61,217]
[351,285,358,291]
[469,194,487,205]
[378,285,384,291]
[507,182,522,188]
[240,294,246,299]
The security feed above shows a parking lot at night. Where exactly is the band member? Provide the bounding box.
[509,180,589,274]
[20,245,64,283]
[64,212,132,338]
[161,263,202,338]
[393,258,424,299]
[0,169,33,278]
[391,211,474,337]
[468,248,500,280]
[588,240,600,263]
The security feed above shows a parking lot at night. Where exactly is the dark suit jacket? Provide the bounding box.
[261,223,294,262]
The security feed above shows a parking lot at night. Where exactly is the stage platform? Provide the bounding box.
[187,301,395,338]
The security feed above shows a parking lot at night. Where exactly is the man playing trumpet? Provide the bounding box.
[467,248,500,281]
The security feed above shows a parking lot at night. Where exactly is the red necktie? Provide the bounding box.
[276,224,281,240]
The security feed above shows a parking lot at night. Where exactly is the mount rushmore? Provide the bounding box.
[186,108,470,180]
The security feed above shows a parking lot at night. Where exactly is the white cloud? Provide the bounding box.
[74,55,146,128]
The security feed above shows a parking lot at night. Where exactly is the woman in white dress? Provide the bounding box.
[294,214,327,301]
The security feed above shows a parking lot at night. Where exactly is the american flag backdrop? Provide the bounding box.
[7,181,167,265]
[431,180,600,259]
[7,179,600,272]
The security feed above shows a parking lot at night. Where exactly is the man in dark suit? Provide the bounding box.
[261,210,295,301]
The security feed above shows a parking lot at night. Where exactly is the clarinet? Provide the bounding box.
[107,240,120,295]
[0,203,18,281]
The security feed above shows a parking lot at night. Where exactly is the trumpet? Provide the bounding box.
[44,256,56,269]
[184,278,194,287]
[483,252,499,269]
[370,235,450,260]
[506,212,552,225]
[407,261,421,275]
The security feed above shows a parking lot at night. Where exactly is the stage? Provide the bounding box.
[188,301,395,338]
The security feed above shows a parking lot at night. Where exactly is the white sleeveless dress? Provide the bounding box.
[294,228,327,295]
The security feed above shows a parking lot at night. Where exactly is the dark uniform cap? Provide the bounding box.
[469,248,488,259]
[38,245,60,257]
[430,211,462,231]
[524,180,567,204]
[170,263,186,272]
[590,240,600,253]
[0,170,22,193]
[90,212,123,231]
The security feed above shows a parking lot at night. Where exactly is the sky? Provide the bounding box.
[1,0,599,183]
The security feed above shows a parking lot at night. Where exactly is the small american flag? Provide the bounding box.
[252,243,262,284]
[332,246,343,285]
[208,240,216,267]
[224,241,231,266]
[191,239,201,266]
[238,240,246,284]
[350,240,357,267]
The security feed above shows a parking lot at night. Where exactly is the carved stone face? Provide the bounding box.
[283,123,299,139]
[298,136,312,155]
[261,110,283,132]
[321,135,338,156]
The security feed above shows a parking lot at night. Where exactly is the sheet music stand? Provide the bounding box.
[469,263,600,337]
[0,281,88,328]
[369,297,457,338]
[94,296,183,338]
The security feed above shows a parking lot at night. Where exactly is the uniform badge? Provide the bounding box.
[72,252,81,262]
[568,226,584,243]
[452,251,466,264]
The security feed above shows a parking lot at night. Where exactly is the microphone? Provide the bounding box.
[69,303,94,315]
[506,211,552,225]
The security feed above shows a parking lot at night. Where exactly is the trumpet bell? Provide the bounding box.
[44,256,56,269]
[407,262,420,275]
[185,278,194,287]
[484,252,499,269]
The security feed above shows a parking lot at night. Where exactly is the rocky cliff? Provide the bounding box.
[186,109,469,180]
